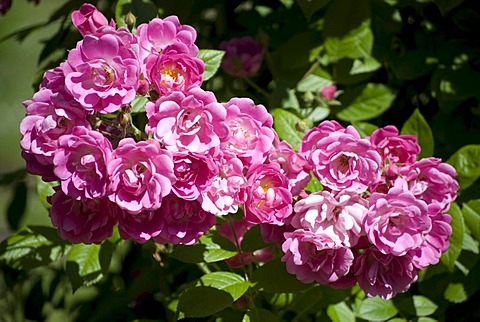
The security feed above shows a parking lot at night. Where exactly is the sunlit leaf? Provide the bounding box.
[357,297,398,321]
[198,49,225,81]
[462,200,480,241]
[197,272,249,301]
[327,302,355,322]
[401,108,434,158]
[441,202,464,271]
[447,145,480,190]
[272,108,305,150]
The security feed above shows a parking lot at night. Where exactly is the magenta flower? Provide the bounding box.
[118,208,164,243]
[363,181,431,256]
[222,97,275,166]
[200,156,247,216]
[219,36,265,77]
[145,43,204,95]
[145,88,229,154]
[48,187,118,244]
[299,120,344,160]
[172,151,218,201]
[282,229,354,285]
[244,163,293,225]
[107,138,176,214]
[305,122,382,193]
[320,85,337,100]
[292,190,368,247]
[71,3,115,37]
[154,194,217,245]
[354,248,418,299]
[137,16,198,66]
[63,29,139,113]
[20,88,90,181]
[398,157,459,211]
[53,126,112,200]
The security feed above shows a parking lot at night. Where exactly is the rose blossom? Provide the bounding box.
[71,3,115,37]
[222,97,275,166]
[320,85,337,100]
[63,29,139,114]
[354,248,418,300]
[118,208,164,243]
[398,157,459,211]
[107,138,175,214]
[363,181,431,256]
[292,190,368,247]
[145,88,229,154]
[48,187,118,244]
[20,88,90,181]
[53,126,113,200]
[304,121,381,193]
[299,120,344,160]
[282,229,354,285]
[154,194,217,245]
[244,163,293,225]
[145,43,204,95]
[200,155,247,216]
[172,151,218,200]
[219,36,265,77]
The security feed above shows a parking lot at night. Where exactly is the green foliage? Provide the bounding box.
[198,49,226,82]
[401,109,435,158]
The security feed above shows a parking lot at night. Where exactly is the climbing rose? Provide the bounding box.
[219,36,265,77]
[71,3,115,36]
[117,208,164,243]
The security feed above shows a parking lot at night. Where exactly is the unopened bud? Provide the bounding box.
[116,111,130,125]
[295,118,313,132]
[124,12,136,28]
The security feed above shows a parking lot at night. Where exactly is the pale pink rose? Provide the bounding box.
[153,194,216,245]
[145,88,229,154]
[269,139,311,196]
[20,88,90,181]
[244,163,293,225]
[222,97,275,166]
[320,85,337,100]
[219,36,265,77]
[172,151,218,201]
[48,187,118,244]
[354,248,418,299]
[71,3,115,37]
[363,181,431,256]
[200,156,247,216]
[145,43,204,95]
[299,120,344,160]
[137,16,198,66]
[63,29,139,113]
[282,229,354,284]
[292,190,368,247]
[306,122,382,193]
[107,138,175,214]
[398,157,459,211]
[53,126,113,200]
[408,203,452,269]
[118,208,164,243]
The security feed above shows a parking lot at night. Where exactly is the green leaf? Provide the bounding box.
[197,49,225,81]
[242,308,280,322]
[115,0,158,28]
[305,173,323,193]
[462,200,480,241]
[295,0,331,21]
[197,272,249,301]
[66,243,109,292]
[0,226,70,270]
[337,83,396,122]
[350,56,381,75]
[251,259,312,293]
[411,295,438,317]
[7,181,27,230]
[441,202,464,271]
[324,20,374,61]
[241,225,267,252]
[130,95,149,114]
[434,0,465,15]
[297,74,333,93]
[444,283,468,303]
[447,145,480,190]
[351,121,378,138]
[170,234,236,264]
[401,108,434,158]
[272,108,305,151]
[177,286,234,318]
[357,297,398,321]
[307,106,330,122]
[37,177,58,210]
[327,302,355,322]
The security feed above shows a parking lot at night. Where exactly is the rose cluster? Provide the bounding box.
[19,3,459,299]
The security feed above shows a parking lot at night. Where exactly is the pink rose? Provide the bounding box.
[48,187,118,244]
[244,163,293,225]
[154,194,216,245]
[145,88,229,154]
[145,43,204,95]
[71,3,115,37]
[354,248,418,299]
[219,36,265,77]
[299,120,344,160]
[222,97,275,166]
[320,85,337,100]
[282,229,354,285]
[363,181,431,256]
[398,157,459,211]
[118,209,164,243]
[53,126,113,200]
[107,138,175,214]
[63,29,139,113]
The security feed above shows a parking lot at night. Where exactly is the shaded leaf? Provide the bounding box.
[444,283,468,303]
[441,202,464,271]
[462,200,480,241]
[66,243,108,292]
[242,308,280,322]
[447,145,480,190]
[170,234,236,264]
[401,108,434,158]
[115,0,158,28]
[251,259,312,293]
[7,181,27,230]
[198,49,225,81]
[178,286,234,318]
[295,0,331,21]
[411,295,438,317]
[357,297,398,321]
[324,20,374,61]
